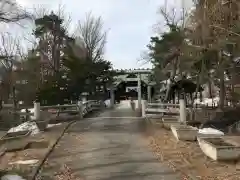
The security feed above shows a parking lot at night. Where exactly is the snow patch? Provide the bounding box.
[1,175,26,180]
[9,159,39,165]
[194,97,219,106]
[47,123,62,128]
[20,108,34,120]
[104,99,110,107]
[8,121,40,135]
[117,100,131,109]
[198,128,224,135]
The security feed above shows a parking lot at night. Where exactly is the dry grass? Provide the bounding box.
[147,127,240,180]
[53,164,83,180]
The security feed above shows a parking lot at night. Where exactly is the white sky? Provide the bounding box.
[14,0,192,69]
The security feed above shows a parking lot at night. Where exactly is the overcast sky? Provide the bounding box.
[15,0,192,69]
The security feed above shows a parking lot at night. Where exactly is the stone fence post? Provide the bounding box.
[34,102,41,120]
[77,101,83,119]
[142,100,147,118]
[179,93,186,124]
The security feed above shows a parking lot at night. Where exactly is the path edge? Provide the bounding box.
[30,121,75,180]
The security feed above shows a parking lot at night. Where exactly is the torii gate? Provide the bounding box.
[109,68,155,109]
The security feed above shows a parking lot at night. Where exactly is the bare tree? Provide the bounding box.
[75,12,107,62]
[0,0,30,23]
[194,0,240,108]
[0,32,21,108]
[0,0,30,108]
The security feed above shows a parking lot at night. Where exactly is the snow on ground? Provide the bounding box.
[20,108,34,120]
[1,175,26,180]
[8,121,40,135]
[198,128,224,136]
[9,159,39,165]
[116,100,144,109]
[194,97,219,106]
[104,99,111,107]
[104,99,137,109]
[116,100,131,109]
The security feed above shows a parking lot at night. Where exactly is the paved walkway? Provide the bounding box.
[39,106,182,180]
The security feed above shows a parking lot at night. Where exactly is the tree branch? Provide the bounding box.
[209,24,240,37]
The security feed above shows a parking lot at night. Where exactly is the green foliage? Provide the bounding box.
[24,12,114,105]
[147,23,189,85]
[62,39,113,99]
[34,12,65,37]
[193,49,218,72]
[147,24,184,69]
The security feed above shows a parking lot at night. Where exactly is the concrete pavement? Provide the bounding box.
[39,106,182,180]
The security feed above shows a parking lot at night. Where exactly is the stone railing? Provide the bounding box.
[142,100,218,124]
[142,100,188,123]
[147,102,180,110]
[17,100,103,120]
[0,100,104,133]
[143,102,180,116]
[227,120,240,134]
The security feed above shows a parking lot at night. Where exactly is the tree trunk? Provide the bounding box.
[173,93,175,104]
[12,85,17,110]
[164,57,178,102]
[219,71,225,109]
[192,74,200,106]
[177,92,180,104]
[207,77,214,107]
[219,51,225,109]
[208,79,213,99]
[193,65,204,107]
[190,93,193,106]
[231,66,236,107]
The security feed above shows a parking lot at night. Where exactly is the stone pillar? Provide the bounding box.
[179,93,187,124]
[81,96,87,102]
[142,100,147,117]
[137,73,142,110]
[34,102,40,120]
[77,101,83,119]
[110,85,115,108]
[147,85,151,103]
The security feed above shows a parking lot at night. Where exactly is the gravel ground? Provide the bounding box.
[146,125,240,180]
[0,123,69,179]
